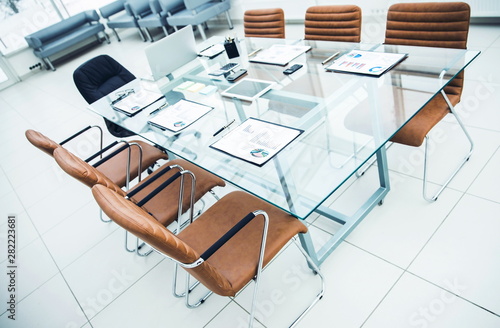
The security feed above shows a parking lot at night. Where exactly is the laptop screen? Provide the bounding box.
[144,25,198,80]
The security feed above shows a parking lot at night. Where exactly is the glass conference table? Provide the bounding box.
[89,37,480,266]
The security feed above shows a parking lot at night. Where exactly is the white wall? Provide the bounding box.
[229,0,500,21]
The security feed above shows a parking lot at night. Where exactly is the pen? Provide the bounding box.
[247,48,262,57]
[322,51,340,65]
[111,89,134,105]
[213,119,235,137]
[149,101,169,116]
[198,44,214,54]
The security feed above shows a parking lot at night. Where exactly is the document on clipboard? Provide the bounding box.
[210,118,303,166]
[326,50,408,76]
[147,99,213,132]
[112,89,165,116]
[249,44,311,66]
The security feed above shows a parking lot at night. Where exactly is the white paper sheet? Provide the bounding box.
[210,118,303,166]
[147,99,213,132]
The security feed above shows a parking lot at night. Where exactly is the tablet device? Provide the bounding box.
[221,78,274,102]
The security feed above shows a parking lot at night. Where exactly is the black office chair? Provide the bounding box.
[73,54,136,138]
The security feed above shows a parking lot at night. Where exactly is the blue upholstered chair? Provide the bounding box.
[166,0,233,40]
[134,0,186,42]
[73,55,136,138]
[99,0,147,41]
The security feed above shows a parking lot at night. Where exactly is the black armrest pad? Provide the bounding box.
[200,212,257,261]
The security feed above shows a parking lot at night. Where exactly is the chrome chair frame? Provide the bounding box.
[166,176,324,327]
[422,70,474,201]
[86,140,143,223]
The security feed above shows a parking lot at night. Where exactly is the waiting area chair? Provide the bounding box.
[91,180,324,327]
[133,0,186,42]
[53,146,225,254]
[99,0,146,41]
[166,0,233,40]
[73,54,136,138]
[244,8,285,39]
[304,5,362,42]
[384,1,472,201]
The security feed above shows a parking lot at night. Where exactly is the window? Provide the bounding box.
[0,0,62,55]
[0,0,115,55]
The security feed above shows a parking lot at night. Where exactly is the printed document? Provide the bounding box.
[112,89,164,116]
[210,118,303,166]
[249,44,311,66]
[326,50,407,76]
[148,99,213,132]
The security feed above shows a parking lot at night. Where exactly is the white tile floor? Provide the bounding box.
[0,16,499,328]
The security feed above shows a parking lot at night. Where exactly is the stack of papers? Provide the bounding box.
[210,118,303,166]
[249,44,311,66]
[326,50,408,76]
[148,99,213,132]
[112,89,164,116]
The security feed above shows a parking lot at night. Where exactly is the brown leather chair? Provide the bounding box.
[52,146,225,254]
[91,183,324,326]
[304,5,361,42]
[385,2,472,201]
[25,127,168,190]
[244,8,285,38]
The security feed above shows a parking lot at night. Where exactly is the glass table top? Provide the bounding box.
[88,37,480,219]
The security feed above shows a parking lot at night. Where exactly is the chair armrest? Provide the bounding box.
[126,164,182,198]
[126,0,153,18]
[149,0,162,15]
[84,10,101,22]
[86,140,124,165]
[59,125,103,146]
[200,210,268,261]
[24,35,43,49]
[135,170,183,207]
[124,2,134,16]
[99,0,126,19]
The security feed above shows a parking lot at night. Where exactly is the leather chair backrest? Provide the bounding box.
[244,8,285,39]
[73,54,136,138]
[91,184,233,295]
[73,54,135,104]
[53,147,126,195]
[385,2,470,98]
[304,5,361,42]
[25,129,60,156]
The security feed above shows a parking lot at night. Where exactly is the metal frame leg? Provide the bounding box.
[289,238,325,328]
[43,57,55,71]
[111,28,121,41]
[422,95,474,201]
[305,146,390,267]
[225,11,234,29]
[161,26,169,37]
[197,24,207,40]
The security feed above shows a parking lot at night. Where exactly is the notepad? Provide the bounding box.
[147,99,213,132]
[325,50,408,76]
[210,118,303,166]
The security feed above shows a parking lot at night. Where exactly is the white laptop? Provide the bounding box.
[144,25,198,81]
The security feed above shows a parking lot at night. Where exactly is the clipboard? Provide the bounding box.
[325,50,408,76]
[147,99,213,132]
[210,117,303,166]
[111,89,165,116]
